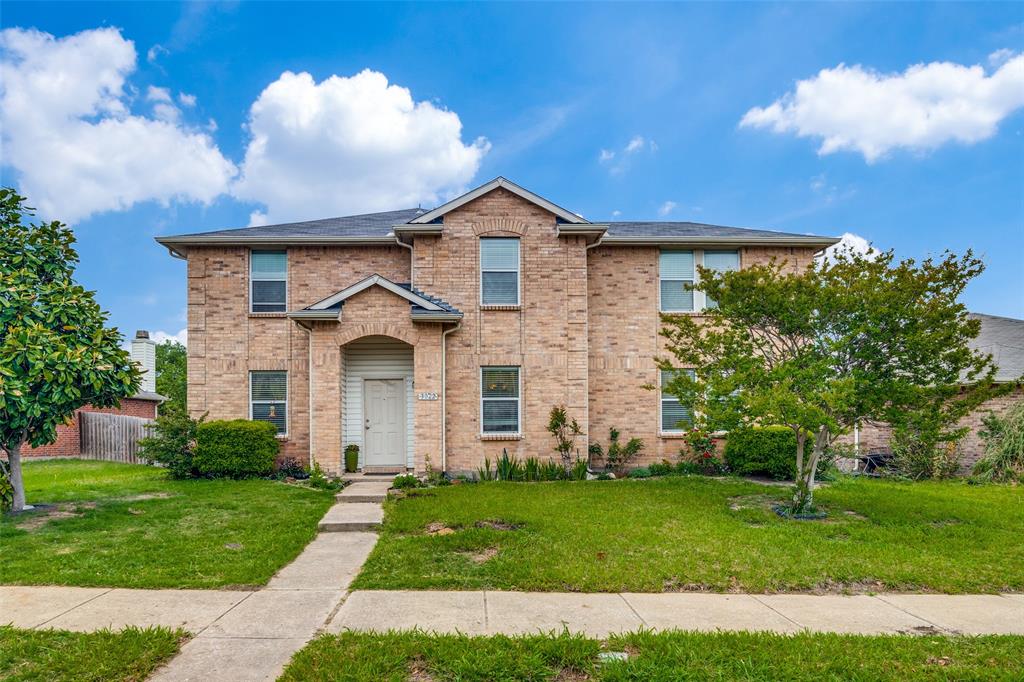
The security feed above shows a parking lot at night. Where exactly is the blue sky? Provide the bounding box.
[2,1,1022,344]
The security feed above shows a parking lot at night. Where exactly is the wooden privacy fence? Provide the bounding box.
[79,412,155,463]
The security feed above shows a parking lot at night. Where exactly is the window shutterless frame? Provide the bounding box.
[659,249,695,313]
[660,368,695,433]
[480,366,521,435]
[249,370,288,436]
[479,238,521,307]
[249,250,288,313]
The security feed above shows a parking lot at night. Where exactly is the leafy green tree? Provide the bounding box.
[659,249,1000,513]
[0,189,139,512]
[155,340,187,416]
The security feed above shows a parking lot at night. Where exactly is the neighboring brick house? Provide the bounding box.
[26,330,166,457]
[840,313,1024,470]
[156,177,839,475]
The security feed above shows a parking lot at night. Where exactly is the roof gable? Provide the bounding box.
[404,177,589,226]
[288,274,463,322]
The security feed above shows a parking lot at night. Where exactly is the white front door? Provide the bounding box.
[363,379,406,467]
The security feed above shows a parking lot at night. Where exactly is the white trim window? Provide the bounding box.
[703,250,740,309]
[250,370,288,435]
[661,369,695,433]
[481,366,520,434]
[659,250,695,312]
[251,251,287,313]
[480,238,520,306]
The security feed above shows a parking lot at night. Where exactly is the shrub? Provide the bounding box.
[0,464,12,512]
[392,473,421,489]
[276,456,309,480]
[137,411,203,479]
[595,472,614,481]
[477,457,495,482]
[548,405,583,473]
[523,457,541,482]
[724,426,798,480]
[675,460,702,475]
[539,460,564,481]
[590,428,644,474]
[889,415,964,480]
[306,462,343,491]
[973,400,1024,483]
[424,455,449,487]
[649,460,673,477]
[569,458,588,481]
[628,467,652,479]
[194,419,278,479]
[496,449,525,481]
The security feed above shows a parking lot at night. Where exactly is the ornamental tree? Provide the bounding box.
[659,248,999,513]
[0,189,140,512]
[155,340,187,416]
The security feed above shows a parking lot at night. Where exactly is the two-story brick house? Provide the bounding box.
[156,178,839,475]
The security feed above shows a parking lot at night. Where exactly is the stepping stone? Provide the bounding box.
[336,481,392,503]
[318,502,383,532]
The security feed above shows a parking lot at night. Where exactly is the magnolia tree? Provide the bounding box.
[0,189,139,512]
[659,249,998,513]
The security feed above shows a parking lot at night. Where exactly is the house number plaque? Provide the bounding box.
[417,392,439,401]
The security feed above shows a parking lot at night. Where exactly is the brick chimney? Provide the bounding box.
[131,330,157,393]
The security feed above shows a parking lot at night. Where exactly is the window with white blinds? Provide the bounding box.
[250,371,287,434]
[703,250,740,309]
[480,238,520,306]
[481,366,520,434]
[251,251,287,313]
[659,250,694,312]
[661,369,695,432]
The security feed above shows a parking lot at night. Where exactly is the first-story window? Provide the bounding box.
[661,369,695,433]
[251,250,287,313]
[251,371,287,435]
[481,366,520,434]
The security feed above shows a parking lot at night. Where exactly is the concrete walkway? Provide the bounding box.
[329,590,1024,637]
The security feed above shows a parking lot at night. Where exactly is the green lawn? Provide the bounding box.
[354,476,1024,593]
[0,460,335,589]
[280,630,1024,681]
[0,625,183,682]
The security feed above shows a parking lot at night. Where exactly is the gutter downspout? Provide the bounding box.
[441,321,462,473]
[394,234,415,287]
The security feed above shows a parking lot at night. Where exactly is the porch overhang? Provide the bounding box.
[289,274,463,324]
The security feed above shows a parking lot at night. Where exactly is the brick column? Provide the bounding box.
[309,324,342,474]
[414,324,444,474]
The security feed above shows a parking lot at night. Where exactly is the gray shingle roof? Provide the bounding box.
[397,283,463,316]
[604,221,824,241]
[166,208,425,240]
[969,313,1024,383]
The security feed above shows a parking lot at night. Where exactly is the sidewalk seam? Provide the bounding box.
[194,591,257,638]
[873,595,954,634]
[34,587,113,629]
[483,591,490,631]
[617,593,648,628]
[749,595,803,630]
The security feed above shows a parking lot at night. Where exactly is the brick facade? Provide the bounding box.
[183,186,1015,477]
[25,399,159,458]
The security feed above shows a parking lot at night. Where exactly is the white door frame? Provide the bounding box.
[362,377,407,468]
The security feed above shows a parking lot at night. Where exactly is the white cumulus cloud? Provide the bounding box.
[231,69,490,223]
[0,27,237,222]
[658,200,677,217]
[820,232,878,263]
[151,328,187,345]
[740,52,1024,162]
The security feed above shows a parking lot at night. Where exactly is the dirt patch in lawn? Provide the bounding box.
[425,521,457,536]
[117,492,176,502]
[457,546,499,564]
[407,656,437,682]
[554,669,592,681]
[474,519,523,531]
[15,502,96,531]
[727,494,776,512]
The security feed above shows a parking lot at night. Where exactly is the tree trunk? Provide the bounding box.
[7,439,26,512]
[792,426,829,514]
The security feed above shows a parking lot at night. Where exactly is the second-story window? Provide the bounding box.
[480,238,520,306]
[251,251,287,313]
[703,250,740,309]
[659,250,694,312]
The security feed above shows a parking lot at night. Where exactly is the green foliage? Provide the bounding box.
[0,465,12,512]
[889,416,963,480]
[0,189,140,511]
[660,248,998,512]
[344,444,359,473]
[194,419,278,479]
[974,400,1024,483]
[154,341,186,416]
[496,449,525,481]
[649,460,673,476]
[477,457,495,482]
[424,455,449,486]
[275,456,309,480]
[539,460,564,481]
[725,426,799,480]
[569,458,588,481]
[628,466,652,479]
[589,427,645,474]
[306,462,341,491]
[137,411,203,479]
[547,405,583,472]
[392,474,421,490]
[523,457,541,481]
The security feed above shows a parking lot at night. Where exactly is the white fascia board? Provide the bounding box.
[287,310,339,320]
[307,274,445,312]
[411,312,464,322]
[408,177,589,225]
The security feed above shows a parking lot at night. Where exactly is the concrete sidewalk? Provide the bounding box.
[329,590,1024,637]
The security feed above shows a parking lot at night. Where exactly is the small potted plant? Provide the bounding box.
[344,444,359,473]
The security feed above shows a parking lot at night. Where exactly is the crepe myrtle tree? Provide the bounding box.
[0,189,140,512]
[658,248,998,513]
